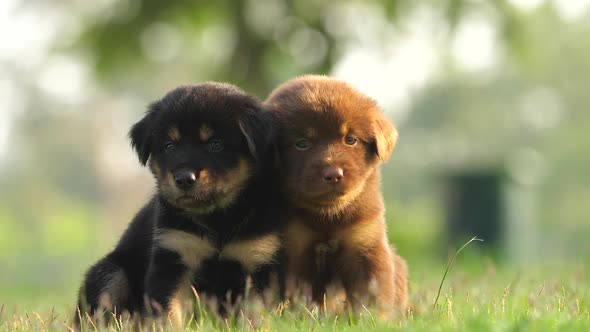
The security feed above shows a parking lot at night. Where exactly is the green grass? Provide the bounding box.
[2,258,588,331]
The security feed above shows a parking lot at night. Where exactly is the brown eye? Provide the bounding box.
[344,135,358,146]
[206,139,224,152]
[294,138,311,150]
[164,142,176,153]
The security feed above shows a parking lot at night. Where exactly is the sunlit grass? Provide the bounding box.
[2,259,588,331]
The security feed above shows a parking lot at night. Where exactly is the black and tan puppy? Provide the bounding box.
[77,83,283,326]
[264,75,408,317]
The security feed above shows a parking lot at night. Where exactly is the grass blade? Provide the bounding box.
[433,236,483,309]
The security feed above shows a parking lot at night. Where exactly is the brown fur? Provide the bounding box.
[264,75,408,317]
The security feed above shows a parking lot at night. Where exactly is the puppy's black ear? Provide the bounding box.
[238,106,274,161]
[372,111,398,162]
[129,105,158,166]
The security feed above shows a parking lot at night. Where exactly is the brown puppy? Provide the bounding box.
[264,75,408,317]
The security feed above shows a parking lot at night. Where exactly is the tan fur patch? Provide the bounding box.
[199,169,210,183]
[216,158,252,208]
[339,124,349,136]
[98,269,129,310]
[167,274,192,329]
[305,127,317,139]
[159,172,179,206]
[199,124,214,141]
[341,218,385,252]
[168,126,181,142]
[149,159,161,178]
[221,233,281,273]
[310,185,362,218]
[156,229,216,271]
[315,171,372,218]
[169,159,251,214]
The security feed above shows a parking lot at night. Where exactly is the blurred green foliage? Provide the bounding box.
[69,0,561,94]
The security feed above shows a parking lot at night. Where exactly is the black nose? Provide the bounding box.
[174,170,197,189]
[322,167,344,183]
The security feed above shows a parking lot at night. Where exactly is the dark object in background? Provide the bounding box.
[445,171,505,247]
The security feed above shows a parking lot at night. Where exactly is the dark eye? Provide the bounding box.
[164,142,176,153]
[344,135,358,146]
[206,139,224,152]
[294,138,311,150]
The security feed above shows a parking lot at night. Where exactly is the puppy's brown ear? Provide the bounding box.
[129,104,158,166]
[372,112,398,161]
[238,107,274,161]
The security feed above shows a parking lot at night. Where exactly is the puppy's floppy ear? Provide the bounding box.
[129,105,158,166]
[372,111,398,162]
[238,107,274,161]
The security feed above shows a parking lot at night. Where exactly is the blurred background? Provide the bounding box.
[1,0,589,308]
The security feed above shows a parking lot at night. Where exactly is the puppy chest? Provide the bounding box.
[157,229,280,273]
[286,221,373,273]
[217,233,281,273]
[312,239,341,271]
[286,221,344,250]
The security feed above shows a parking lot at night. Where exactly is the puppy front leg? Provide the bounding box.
[368,239,399,318]
[145,247,191,328]
[311,277,329,310]
[392,252,409,313]
[340,239,397,318]
[340,258,370,313]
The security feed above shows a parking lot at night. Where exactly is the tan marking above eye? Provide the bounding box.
[199,124,214,141]
[305,127,317,139]
[168,126,181,142]
[221,233,282,273]
[156,229,216,271]
[339,124,349,136]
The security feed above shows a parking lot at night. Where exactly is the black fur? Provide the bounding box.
[76,83,283,324]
